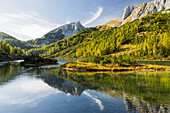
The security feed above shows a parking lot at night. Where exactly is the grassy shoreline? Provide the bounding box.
[61,61,170,72]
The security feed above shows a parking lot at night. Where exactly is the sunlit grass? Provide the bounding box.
[61,61,169,72]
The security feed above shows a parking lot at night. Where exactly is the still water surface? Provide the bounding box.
[137,60,170,66]
[0,60,169,113]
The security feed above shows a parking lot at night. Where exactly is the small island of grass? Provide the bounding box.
[61,55,169,72]
[21,55,58,66]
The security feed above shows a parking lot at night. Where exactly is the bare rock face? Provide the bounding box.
[105,0,170,27]
[165,0,170,9]
[28,21,85,46]
[122,6,135,20]
[122,0,170,24]
[55,21,85,39]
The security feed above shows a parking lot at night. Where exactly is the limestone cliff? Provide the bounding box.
[105,0,170,27]
[28,21,85,46]
[122,0,170,24]
[122,6,135,20]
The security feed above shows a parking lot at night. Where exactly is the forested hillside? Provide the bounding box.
[0,41,26,61]
[27,10,170,60]
[0,32,34,50]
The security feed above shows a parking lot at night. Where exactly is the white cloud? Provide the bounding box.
[83,7,103,26]
[0,11,59,40]
[66,16,71,24]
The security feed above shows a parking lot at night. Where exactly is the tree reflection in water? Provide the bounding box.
[0,63,169,113]
[42,68,170,113]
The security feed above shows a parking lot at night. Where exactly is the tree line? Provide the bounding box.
[26,11,170,60]
[0,41,26,55]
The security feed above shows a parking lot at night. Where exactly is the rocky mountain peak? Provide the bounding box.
[105,0,169,28]
[28,21,85,46]
[56,21,85,38]
[122,6,135,20]
[122,0,170,24]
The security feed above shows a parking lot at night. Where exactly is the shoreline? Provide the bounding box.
[61,61,169,72]
[61,67,158,72]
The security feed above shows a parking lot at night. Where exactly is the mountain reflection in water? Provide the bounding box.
[0,62,169,113]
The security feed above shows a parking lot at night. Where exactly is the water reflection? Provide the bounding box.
[39,72,85,96]
[0,63,23,85]
[0,62,169,113]
[137,60,170,66]
[0,76,60,105]
[0,64,59,107]
[43,68,170,113]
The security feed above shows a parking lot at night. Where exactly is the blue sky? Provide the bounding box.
[0,0,152,41]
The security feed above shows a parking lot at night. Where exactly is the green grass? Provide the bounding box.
[61,61,169,72]
[27,11,170,60]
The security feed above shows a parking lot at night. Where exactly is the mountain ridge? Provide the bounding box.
[27,21,85,46]
[0,0,169,56]
[27,10,170,60]
[0,32,33,50]
[104,0,170,27]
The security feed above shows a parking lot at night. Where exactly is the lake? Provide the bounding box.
[137,60,170,66]
[0,60,169,113]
